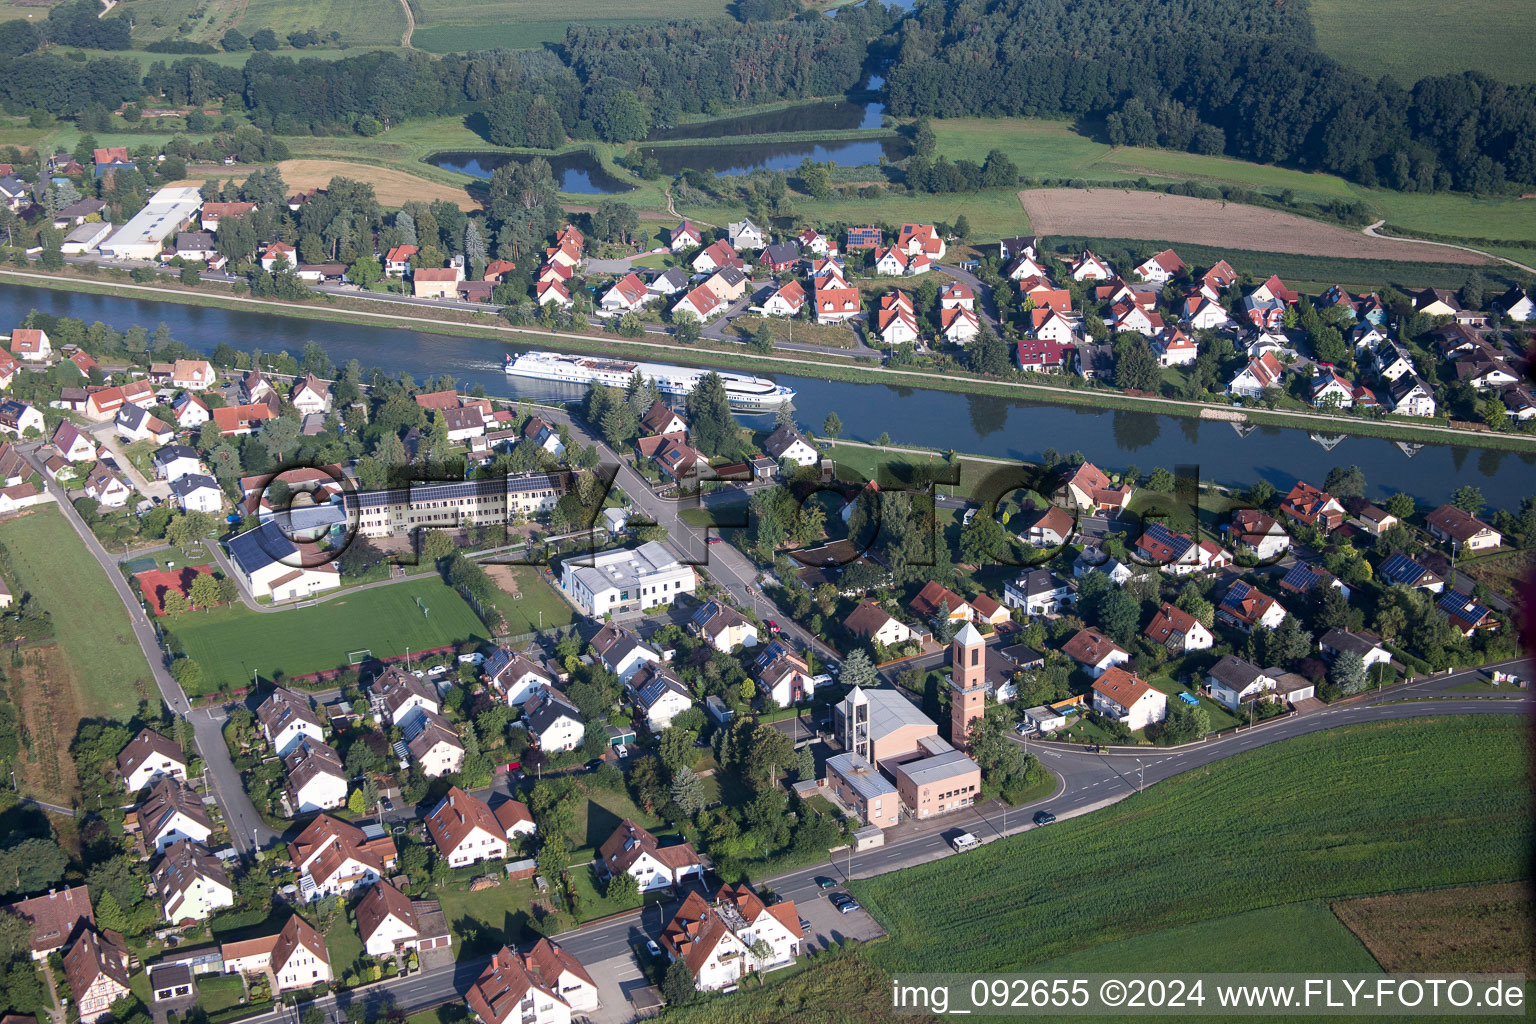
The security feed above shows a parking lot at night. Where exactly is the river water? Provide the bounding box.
[4,283,1529,510]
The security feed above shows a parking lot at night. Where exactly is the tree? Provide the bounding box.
[685,372,739,458]
[420,529,455,565]
[0,838,67,896]
[1451,485,1484,515]
[670,766,706,816]
[1322,465,1367,500]
[189,572,221,610]
[1096,590,1140,645]
[840,648,875,690]
[463,220,487,277]
[162,591,191,616]
[1385,491,1416,520]
[262,416,301,461]
[1330,650,1367,694]
[605,869,639,904]
[822,412,842,440]
[795,744,815,781]
[662,959,695,1006]
[171,658,204,690]
[1112,337,1160,391]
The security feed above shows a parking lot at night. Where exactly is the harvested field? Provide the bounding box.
[1018,189,1490,264]
[1331,882,1534,973]
[178,159,479,210]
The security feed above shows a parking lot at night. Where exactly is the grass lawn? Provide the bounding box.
[1365,188,1536,246]
[410,0,731,51]
[0,506,152,720]
[852,716,1529,973]
[1029,900,1380,973]
[730,315,861,349]
[475,563,574,637]
[324,912,367,979]
[681,187,1031,244]
[1311,0,1536,85]
[196,973,249,1013]
[437,876,542,956]
[118,0,407,48]
[167,577,490,690]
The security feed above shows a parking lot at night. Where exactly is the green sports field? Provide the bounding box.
[852,716,1529,973]
[168,578,491,690]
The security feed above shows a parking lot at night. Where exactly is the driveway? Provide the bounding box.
[89,424,170,501]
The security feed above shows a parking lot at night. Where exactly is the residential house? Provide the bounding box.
[283,738,348,814]
[524,686,585,753]
[0,350,16,390]
[589,624,662,684]
[1062,628,1129,678]
[812,285,861,324]
[1356,504,1398,536]
[269,915,332,992]
[1002,569,1071,616]
[426,787,507,868]
[152,444,202,483]
[873,246,930,276]
[759,241,799,273]
[64,928,132,1023]
[1227,351,1285,398]
[596,820,702,892]
[1133,523,1232,575]
[467,941,597,1024]
[1377,552,1445,593]
[117,728,186,793]
[0,400,44,437]
[9,328,50,363]
[1280,481,1345,532]
[1134,248,1185,285]
[1090,667,1167,732]
[114,405,174,445]
[1318,629,1392,670]
[939,305,981,344]
[600,273,650,314]
[1437,589,1496,635]
[1058,461,1133,513]
[210,403,275,437]
[1388,375,1437,417]
[669,221,703,252]
[483,648,554,707]
[1022,505,1074,548]
[1206,655,1276,711]
[1311,368,1355,409]
[51,421,96,463]
[154,841,234,923]
[494,800,537,842]
[198,201,254,231]
[628,663,693,732]
[1242,275,1298,328]
[138,778,214,854]
[289,374,331,416]
[702,266,751,303]
[754,641,816,706]
[692,239,740,275]
[728,219,764,250]
[1495,287,1535,322]
[1016,336,1074,372]
[876,298,921,347]
[759,280,806,317]
[1228,509,1290,560]
[1216,580,1288,632]
[256,687,326,757]
[1151,326,1198,366]
[1426,504,1501,552]
[1278,562,1350,602]
[5,885,95,960]
[1143,602,1213,652]
[659,885,801,993]
[355,880,451,958]
[1068,250,1112,282]
[845,226,882,251]
[259,242,297,272]
[844,601,913,647]
[894,223,945,259]
[1413,287,1460,317]
[82,462,132,508]
[692,600,758,651]
[413,267,462,299]
[910,580,971,625]
[287,814,396,900]
[763,423,819,466]
[1182,294,1234,331]
[170,474,222,514]
[672,285,723,322]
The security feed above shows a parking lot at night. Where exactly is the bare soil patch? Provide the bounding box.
[10,645,82,807]
[1019,189,1490,263]
[484,562,522,596]
[177,159,479,210]
[1331,882,1534,973]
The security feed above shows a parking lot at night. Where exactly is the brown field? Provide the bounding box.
[11,645,82,808]
[1331,882,1535,973]
[176,158,480,210]
[1018,189,1490,263]
[1461,548,1535,603]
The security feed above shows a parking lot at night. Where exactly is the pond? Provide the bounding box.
[639,135,911,177]
[426,150,632,195]
[648,96,885,141]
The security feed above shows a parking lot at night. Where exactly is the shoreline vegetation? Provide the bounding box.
[5,266,1535,454]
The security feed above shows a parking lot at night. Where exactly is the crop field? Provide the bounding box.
[1311,0,1536,86]
[409,0,732,52]
[1331,881,1534,973]
[168,577,489,690]
[1019,189,1490,264]
[0,506,151,721]
[274,159,477,209]
[851,716,1529,973]
[118,0,408,48]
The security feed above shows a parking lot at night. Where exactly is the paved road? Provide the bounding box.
[17,443,279,854]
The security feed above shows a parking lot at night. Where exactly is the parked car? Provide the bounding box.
[766,620,781,633]
[644,940,662,958]
[706,536,723,544]
[799,918,812,933]
[1033,810,1056,826]
[836,899,860,914]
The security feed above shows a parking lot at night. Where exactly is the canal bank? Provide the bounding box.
[2,276,1533,510]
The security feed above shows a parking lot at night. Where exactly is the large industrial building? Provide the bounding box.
[98,187,204,260]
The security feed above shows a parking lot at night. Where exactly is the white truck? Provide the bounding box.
[950,831,981,852]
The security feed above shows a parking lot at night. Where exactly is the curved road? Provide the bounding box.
[1362,220,1536,276]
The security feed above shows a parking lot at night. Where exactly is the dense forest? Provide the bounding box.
[883,0,1536,192]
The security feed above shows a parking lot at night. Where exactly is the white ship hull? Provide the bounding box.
[505,351,795,408]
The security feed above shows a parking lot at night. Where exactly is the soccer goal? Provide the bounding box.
[416,596,430,619]
[347,648,373,665]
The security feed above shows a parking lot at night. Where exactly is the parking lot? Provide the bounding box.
[789,876,887,951]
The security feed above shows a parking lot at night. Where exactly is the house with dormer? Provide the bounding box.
[596,820,702,892]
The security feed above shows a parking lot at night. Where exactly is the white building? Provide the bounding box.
[1206,655,1277,712]
[763,423,818,466]
[170,473,223,514]
[560,541,695,617]
[138,778,214,854]
[660,884,802,992]
[256,687,325,758]
[154,841,234,923]
[597,819,703,892]
[426,787,508,868]
[98,187,204,260]
[467,942,598,1024]
[226,521,340,602]
[355,881,451,958]
[524,687,585,753]
[1090,667,1167,732]
[628,663,694,732]
[117,728,186,793]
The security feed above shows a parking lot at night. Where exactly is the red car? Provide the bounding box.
[766,620,781,633]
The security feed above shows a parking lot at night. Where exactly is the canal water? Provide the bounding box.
[426,151,633,195]
[638,135,911,178]
[3,282,1530,510]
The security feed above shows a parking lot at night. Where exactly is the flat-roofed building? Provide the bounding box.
[561,541,696,617]
[834,686,936,768]
[348,473,569,538]
[98,186,203,260]
[890,736,982,820]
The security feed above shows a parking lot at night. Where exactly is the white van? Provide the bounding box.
[951,831,980,852]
